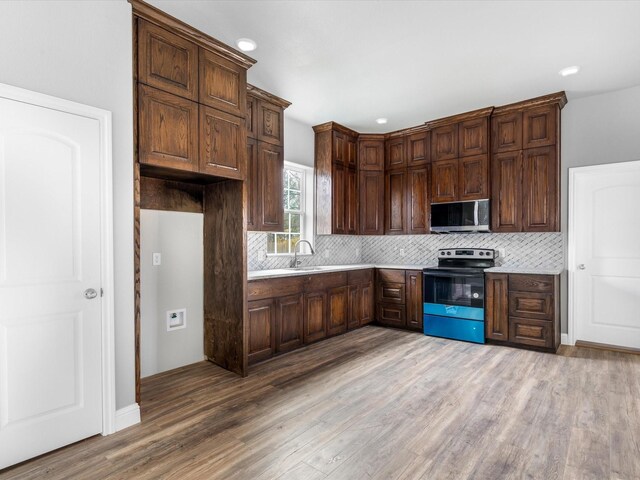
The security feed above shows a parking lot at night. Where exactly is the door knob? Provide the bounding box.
[578,264,586,270]
[84,288,98,299]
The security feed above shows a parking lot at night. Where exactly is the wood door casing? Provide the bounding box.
[259,142,284,231]
[458,117,488,157]
[522,146,558,231]
[138,19,198,100]
[303,291,327,343]
[431,124,458,161]
[199,105,246,179]
[459,154,489,201]
[485,273,509,341]
[359,171,384,235]
[431,158,459,203]
[199,48,246,117]
[385,169,406,234]
[406,166,429,234]
[405,270,423,331]
[492,112,523,153]
[327,286,348,336]
[248,299,275,364]
[275,294,304,353]
[491,150,522,232]
[138,84,199,172]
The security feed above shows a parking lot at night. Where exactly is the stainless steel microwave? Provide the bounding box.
[430,199,490,233]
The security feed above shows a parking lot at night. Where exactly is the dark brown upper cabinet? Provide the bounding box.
[138,19,199,101]
[407,131,430,166]
[199,105,246,180]
[246,85,291,232]
[384,169,407,234]
[459,117,488,157]
[431,124,458,161]
[138,84,199,172]
[199,48,247,118]
[406,166,430,234]
[459,154,489,201]
[358,136,385,171]
[359,170,384,235]
[314,122,359,235]
[490,93,565,232]
[431,158,458,203]
[385,136,407,170]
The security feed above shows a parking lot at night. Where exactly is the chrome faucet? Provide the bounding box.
[290,239,315,268]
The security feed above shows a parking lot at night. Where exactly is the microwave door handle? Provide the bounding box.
[474,201,479,226]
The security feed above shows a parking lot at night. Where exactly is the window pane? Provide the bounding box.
[283,189,290,209]
[284,169,289,188]
[289,192,301,210]
[283,213,290,233]
[290,213,301,233]
[267,233,275,253]
[276,234,289,254]
[291,234,300,251]
[289,171,301,191]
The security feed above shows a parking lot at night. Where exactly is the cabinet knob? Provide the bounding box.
[578,264,586,270]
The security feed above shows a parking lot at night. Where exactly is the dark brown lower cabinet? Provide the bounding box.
[378,303,406,327]
[327,286,348,336]
[247,298,275,364]
[347,269,375,330]
[275,294,303,354]
[485,272,560,351]
[303,291,327,344]
[405,270,423,331]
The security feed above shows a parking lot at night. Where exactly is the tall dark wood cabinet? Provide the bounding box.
[314,122,359,235]
[491,93,566,232]
[245,85,291,232]
[358,134,385,235]
[429,108,492,205]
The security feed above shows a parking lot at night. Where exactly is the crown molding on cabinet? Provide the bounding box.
[425,106,495,130]
[312,121,360,137]
[247,84,292,109]
[493,91,568,114]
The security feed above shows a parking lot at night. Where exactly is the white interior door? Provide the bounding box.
[0,90,104,468]
[570,160,640,349]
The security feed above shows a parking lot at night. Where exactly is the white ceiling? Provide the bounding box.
[149,0,640,132]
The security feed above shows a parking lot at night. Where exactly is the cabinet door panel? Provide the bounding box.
[304,292,327,343]
[248,299,275,364]
[485,273,509,341]
[332,163,346,234]
[199,48,246,117]
[358,139,384,171]
[361,284,374,325]
[348,285,360,330]
[522,146,557,231]
[492,112,522,153]
[138,84,199,172]
[346,168,358,234]
[346,137,358,168]
[200,105,246,179]
[431,159,459,203]
[385,170,406,234]
[431,124,458,161]
[257,101,284,146]
[377,282,405,304]
[246,138,259,230]
[459,154,489,201]
[246,95,257,138]
[327,286,348,336]
[386,137,407,170]
[359,171,384,235]
[523,106,557,149]
[406,270,423,331]
[407,166,429,234]
[377,303,406,327]
[275,294,304,354]
[459,117,488,157]
[259,142,284,231]
[333,131,346,164]
[509,317,553,348]
[407,132,430,166]
[509,292,553,320]
[509,274,554,293]
[138,19,198,100]
[491,151,522,232]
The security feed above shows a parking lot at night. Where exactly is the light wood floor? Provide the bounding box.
[2,326,639,480]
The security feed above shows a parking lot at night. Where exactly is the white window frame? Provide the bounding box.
[267,161,314,256]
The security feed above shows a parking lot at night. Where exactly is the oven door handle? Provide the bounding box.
[423,272,483,279]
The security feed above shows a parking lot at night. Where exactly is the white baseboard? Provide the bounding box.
[561,333,571,346]
[115,403,141,432]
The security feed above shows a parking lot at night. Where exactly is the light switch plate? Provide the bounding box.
[152,252,162,266]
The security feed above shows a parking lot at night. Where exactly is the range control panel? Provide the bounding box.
[438,248,497,259]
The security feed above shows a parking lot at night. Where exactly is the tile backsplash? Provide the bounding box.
[248,232,564,272]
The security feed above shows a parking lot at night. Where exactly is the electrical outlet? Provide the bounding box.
[323,250,330,259]
[497,248,506,258]
[152,252,162,266]
[355,248,360,257]
[399,248,406,257]
[258,250,266,261]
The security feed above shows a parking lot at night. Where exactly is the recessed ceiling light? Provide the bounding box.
[559,65,580,77]
[236,38,257,52]
[376,118,388,125]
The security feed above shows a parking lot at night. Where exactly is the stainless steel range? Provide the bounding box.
[423,248,496,344]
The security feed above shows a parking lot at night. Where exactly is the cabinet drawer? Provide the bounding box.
[248,276,303,301]
[509,291,553,320]
[348,268,373,285]
[377,269,405,284]
[509,274,554,293]
[305,271,347,292]
[377,303,406,327]
[377,282,405,304]
[509,317,553,348]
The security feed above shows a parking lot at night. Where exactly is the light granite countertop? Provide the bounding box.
[248,263,431,280]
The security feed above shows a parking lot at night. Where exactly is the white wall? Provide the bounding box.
[0,1,135,409]
[560,84,640,333]
[285,116,315,166]
[140,210,204,377]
